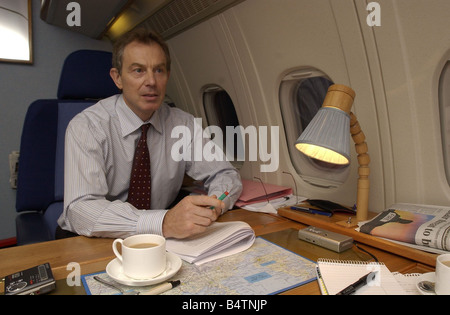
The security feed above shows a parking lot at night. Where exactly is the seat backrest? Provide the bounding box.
[17,100,97,209]
[57,50,119,100]
[16,50,119,241]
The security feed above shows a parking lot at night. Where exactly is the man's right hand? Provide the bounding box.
[162,195,225,239]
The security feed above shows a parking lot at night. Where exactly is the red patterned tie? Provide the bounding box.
[127,124,151,209]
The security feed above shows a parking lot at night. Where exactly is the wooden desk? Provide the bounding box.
[0,209,435,295]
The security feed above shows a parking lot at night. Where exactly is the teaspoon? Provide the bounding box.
[418,280,435,294]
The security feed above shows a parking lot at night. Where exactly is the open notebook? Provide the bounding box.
[316,259,407,295]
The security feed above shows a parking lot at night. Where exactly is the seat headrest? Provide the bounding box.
[57,50,120,100]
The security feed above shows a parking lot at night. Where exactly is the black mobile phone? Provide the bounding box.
[307,199,356,214]
[3,263,56,295]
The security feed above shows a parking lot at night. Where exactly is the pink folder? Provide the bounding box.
[236,179,292,207]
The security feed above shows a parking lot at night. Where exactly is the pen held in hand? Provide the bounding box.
[210,191,229,210]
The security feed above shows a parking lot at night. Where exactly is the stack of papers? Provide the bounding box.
[166,221,255,265]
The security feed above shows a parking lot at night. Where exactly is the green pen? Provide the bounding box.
[210,191,229,210]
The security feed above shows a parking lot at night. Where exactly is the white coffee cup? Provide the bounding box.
[112,234,166,280]
[435,253,450,295]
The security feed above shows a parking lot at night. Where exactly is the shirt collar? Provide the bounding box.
[116,95,163,137]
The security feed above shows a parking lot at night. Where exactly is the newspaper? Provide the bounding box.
[359,203,450,253]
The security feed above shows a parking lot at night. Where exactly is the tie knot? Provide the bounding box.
[140,124,150,140]
[141,124,150,133]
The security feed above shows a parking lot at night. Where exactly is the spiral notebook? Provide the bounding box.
[316,259,407,295]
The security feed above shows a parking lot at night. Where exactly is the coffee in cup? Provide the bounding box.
[129,243,159,249]
[435,253,450,295]
[112,234,166,280]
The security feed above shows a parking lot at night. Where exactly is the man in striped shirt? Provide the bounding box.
[57,29,242,240]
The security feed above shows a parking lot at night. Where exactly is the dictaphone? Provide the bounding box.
[298,226,354,253]
[3,263,56,295]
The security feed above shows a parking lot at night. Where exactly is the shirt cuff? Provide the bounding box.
[136,210,168,236]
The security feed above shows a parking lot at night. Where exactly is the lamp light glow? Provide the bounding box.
[295,143,349,165]
[295,106,351,165]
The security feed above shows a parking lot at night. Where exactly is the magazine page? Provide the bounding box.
[359,203,450,251]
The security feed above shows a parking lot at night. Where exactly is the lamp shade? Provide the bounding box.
[295,107,351,165]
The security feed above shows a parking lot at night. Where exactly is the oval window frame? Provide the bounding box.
[202,85,244,170]
[279,68,350,187]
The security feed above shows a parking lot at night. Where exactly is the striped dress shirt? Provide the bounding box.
[57,94,242,239]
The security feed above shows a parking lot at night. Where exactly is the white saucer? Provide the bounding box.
[416,272,436,295]
[106,252,182,286]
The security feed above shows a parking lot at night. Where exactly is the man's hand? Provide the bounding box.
[162,195,225,239]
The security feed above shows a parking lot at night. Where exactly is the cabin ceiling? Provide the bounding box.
[40,0,244,41]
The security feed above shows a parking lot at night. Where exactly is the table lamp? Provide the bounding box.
[295,84,370,222]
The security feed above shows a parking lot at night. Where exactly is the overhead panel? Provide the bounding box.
[40,0,131,39]
[123,0,244,40]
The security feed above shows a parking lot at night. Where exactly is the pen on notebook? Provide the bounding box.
[315,266,328,295]
[210,191,229,210]
[141,280,181,295]
[290,206,332,217]
[336,271,377,295]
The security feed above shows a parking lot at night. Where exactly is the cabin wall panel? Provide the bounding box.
[369,0,450,206]
[167,0,450,211]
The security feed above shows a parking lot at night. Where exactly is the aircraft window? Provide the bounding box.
[279,69,350,187]
[203,86,243,169]
[439,61,450,186]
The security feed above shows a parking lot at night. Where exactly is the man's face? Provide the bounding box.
[110,41,170,121]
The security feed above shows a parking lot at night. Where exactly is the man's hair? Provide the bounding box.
[112,28,171,74]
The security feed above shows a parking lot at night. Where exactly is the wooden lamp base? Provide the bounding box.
[325,85,370,223]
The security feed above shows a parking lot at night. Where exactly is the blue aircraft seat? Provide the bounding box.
[15,50,119,245]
